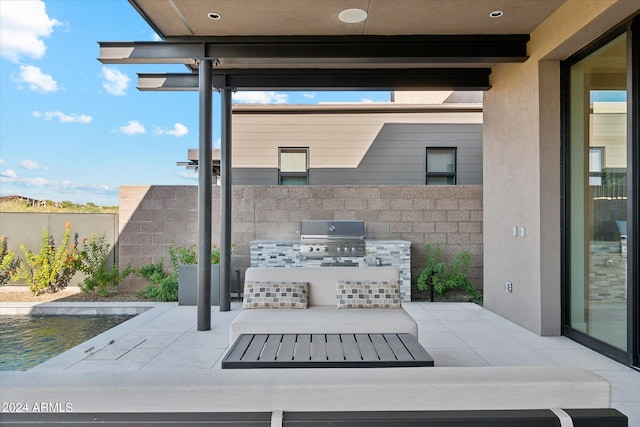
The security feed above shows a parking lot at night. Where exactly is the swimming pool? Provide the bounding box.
[0,315,134,371]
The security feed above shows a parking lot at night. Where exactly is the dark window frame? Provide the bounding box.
[560,15,640,368]
[278,147,309,185]
[426,147,457,185]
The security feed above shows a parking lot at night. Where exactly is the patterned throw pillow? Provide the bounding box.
[242,281,309,309]
[336,280,401,309]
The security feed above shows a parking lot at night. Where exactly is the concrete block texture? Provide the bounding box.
[118,185,483,295]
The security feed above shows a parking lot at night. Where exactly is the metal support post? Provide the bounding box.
[220,88,232,311]
[197,59,213,330]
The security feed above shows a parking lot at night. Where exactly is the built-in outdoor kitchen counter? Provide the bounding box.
[249,239,411,301]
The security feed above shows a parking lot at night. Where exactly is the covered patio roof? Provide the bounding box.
[98,0,576,90]
[99,0,569,330]
[100,0,570,90]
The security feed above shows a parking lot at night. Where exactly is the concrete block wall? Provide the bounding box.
[118,185,483,297]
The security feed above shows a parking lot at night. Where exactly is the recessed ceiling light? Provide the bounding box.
[339,8,368,24]
[489,10,504,18]
[208,12,221,20]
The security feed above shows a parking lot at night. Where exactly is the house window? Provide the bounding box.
[279,148,308,185]
[426,148,456,185]
[589,147,604,187]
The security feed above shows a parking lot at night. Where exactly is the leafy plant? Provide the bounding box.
[135,260,179,302]
[134,243,222,302]
[0,236,20,285]
[13,223,82,295]
[78,233,132,297]
[416,243,481,302]
[171,244,221,265]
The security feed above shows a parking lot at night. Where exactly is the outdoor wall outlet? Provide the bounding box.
[513,226,518,237]
[505,281,513,293]
[520,226,526,237]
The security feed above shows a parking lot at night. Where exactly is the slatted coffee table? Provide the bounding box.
[222,333,434,369]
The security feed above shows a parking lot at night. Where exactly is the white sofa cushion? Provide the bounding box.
[230,306,418,344]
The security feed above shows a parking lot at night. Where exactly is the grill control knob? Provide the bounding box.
[336,247,342,253]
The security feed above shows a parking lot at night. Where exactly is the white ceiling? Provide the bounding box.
[131,0,568,38]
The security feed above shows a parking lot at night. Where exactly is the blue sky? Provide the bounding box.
[0,1,389,206]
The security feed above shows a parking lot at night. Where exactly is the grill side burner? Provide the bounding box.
[300,220,365,258]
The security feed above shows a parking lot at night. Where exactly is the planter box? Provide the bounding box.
[178,264,220,306]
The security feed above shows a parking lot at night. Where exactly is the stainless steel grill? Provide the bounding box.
[299,220,365,258]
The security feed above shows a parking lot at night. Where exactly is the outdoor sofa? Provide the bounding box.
[229,266,417,345]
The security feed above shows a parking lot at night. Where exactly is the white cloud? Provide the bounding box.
[233,91,288,104]
[0,0,61,62]
[151,32,162,41]
[178,172,198,180]
[167,123,188,137]
[156,123,188,137]
[33,111,92,124]
[3,176,50,187]
[0,172,115,197]
[14,65,58,93]
[118,120,146,135]
[303,92,316,99]
[59,181,114,195]
[1,169,17,179]
[0,158,5,165]
[19,159,47,170]
[0,165,116,202]
[27,177,49,186]
[101,67,130,96]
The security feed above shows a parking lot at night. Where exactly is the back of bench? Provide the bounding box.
[244,266,400,306]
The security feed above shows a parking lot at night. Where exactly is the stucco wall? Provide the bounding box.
[0,213,119,285]
[118,185,483,297]
[482,0,638,335]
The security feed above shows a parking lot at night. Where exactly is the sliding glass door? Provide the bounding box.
[564,19,637,366]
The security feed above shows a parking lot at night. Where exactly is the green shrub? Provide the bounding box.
[0,236,20,285]
[13,223,82,295]
[416,243,481,302]
[135,260,178,302]
[134,243,222,302]
[78,233,132,297]
[171,244,221,265]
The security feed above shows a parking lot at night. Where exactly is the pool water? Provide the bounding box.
[0,315,134,371]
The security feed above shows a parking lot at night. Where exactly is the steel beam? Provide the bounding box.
[197,59,213,331]
[220,88,232,312]
[138,68,491,91]
[99,42,202,65]
[137,73,198,91]
[201,35,529,65]
[99,35,528,67]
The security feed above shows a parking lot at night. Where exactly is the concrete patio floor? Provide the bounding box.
[1,301,638,425]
